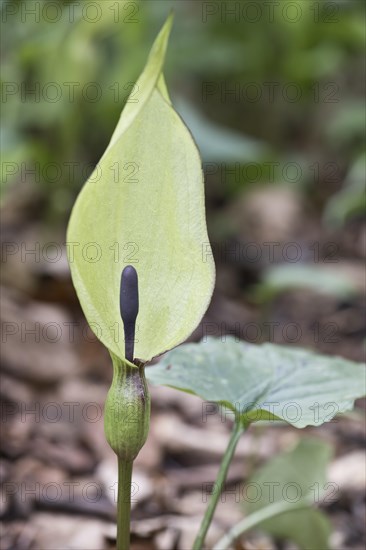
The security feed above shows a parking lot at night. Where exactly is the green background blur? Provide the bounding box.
[2,0,365,226]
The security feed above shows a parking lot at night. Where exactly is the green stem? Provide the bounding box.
[193,420,245,550]
[213,499,311,550]
[117,458,133,550]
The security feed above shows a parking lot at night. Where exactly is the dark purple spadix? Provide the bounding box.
[120,265,139,363]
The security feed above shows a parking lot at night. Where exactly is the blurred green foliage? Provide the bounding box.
[243,438,332,550]
[323,153,366,227]
[253,263,358,303]
[1,0,365,222]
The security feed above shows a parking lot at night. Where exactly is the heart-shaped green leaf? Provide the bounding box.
[243,439,332,550]
[146,337,366,428]
[67,15,215,363]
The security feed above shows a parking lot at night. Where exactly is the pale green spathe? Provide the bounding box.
[67,15,215,363]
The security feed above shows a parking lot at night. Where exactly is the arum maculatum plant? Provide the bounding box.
[67,14,215,550]
[67,14,366,550]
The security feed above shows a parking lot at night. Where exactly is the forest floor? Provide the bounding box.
[1,181,365,550]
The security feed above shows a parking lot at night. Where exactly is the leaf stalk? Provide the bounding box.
[193,418,246,550]
[213,498,312,550]
[117,458,133,550]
